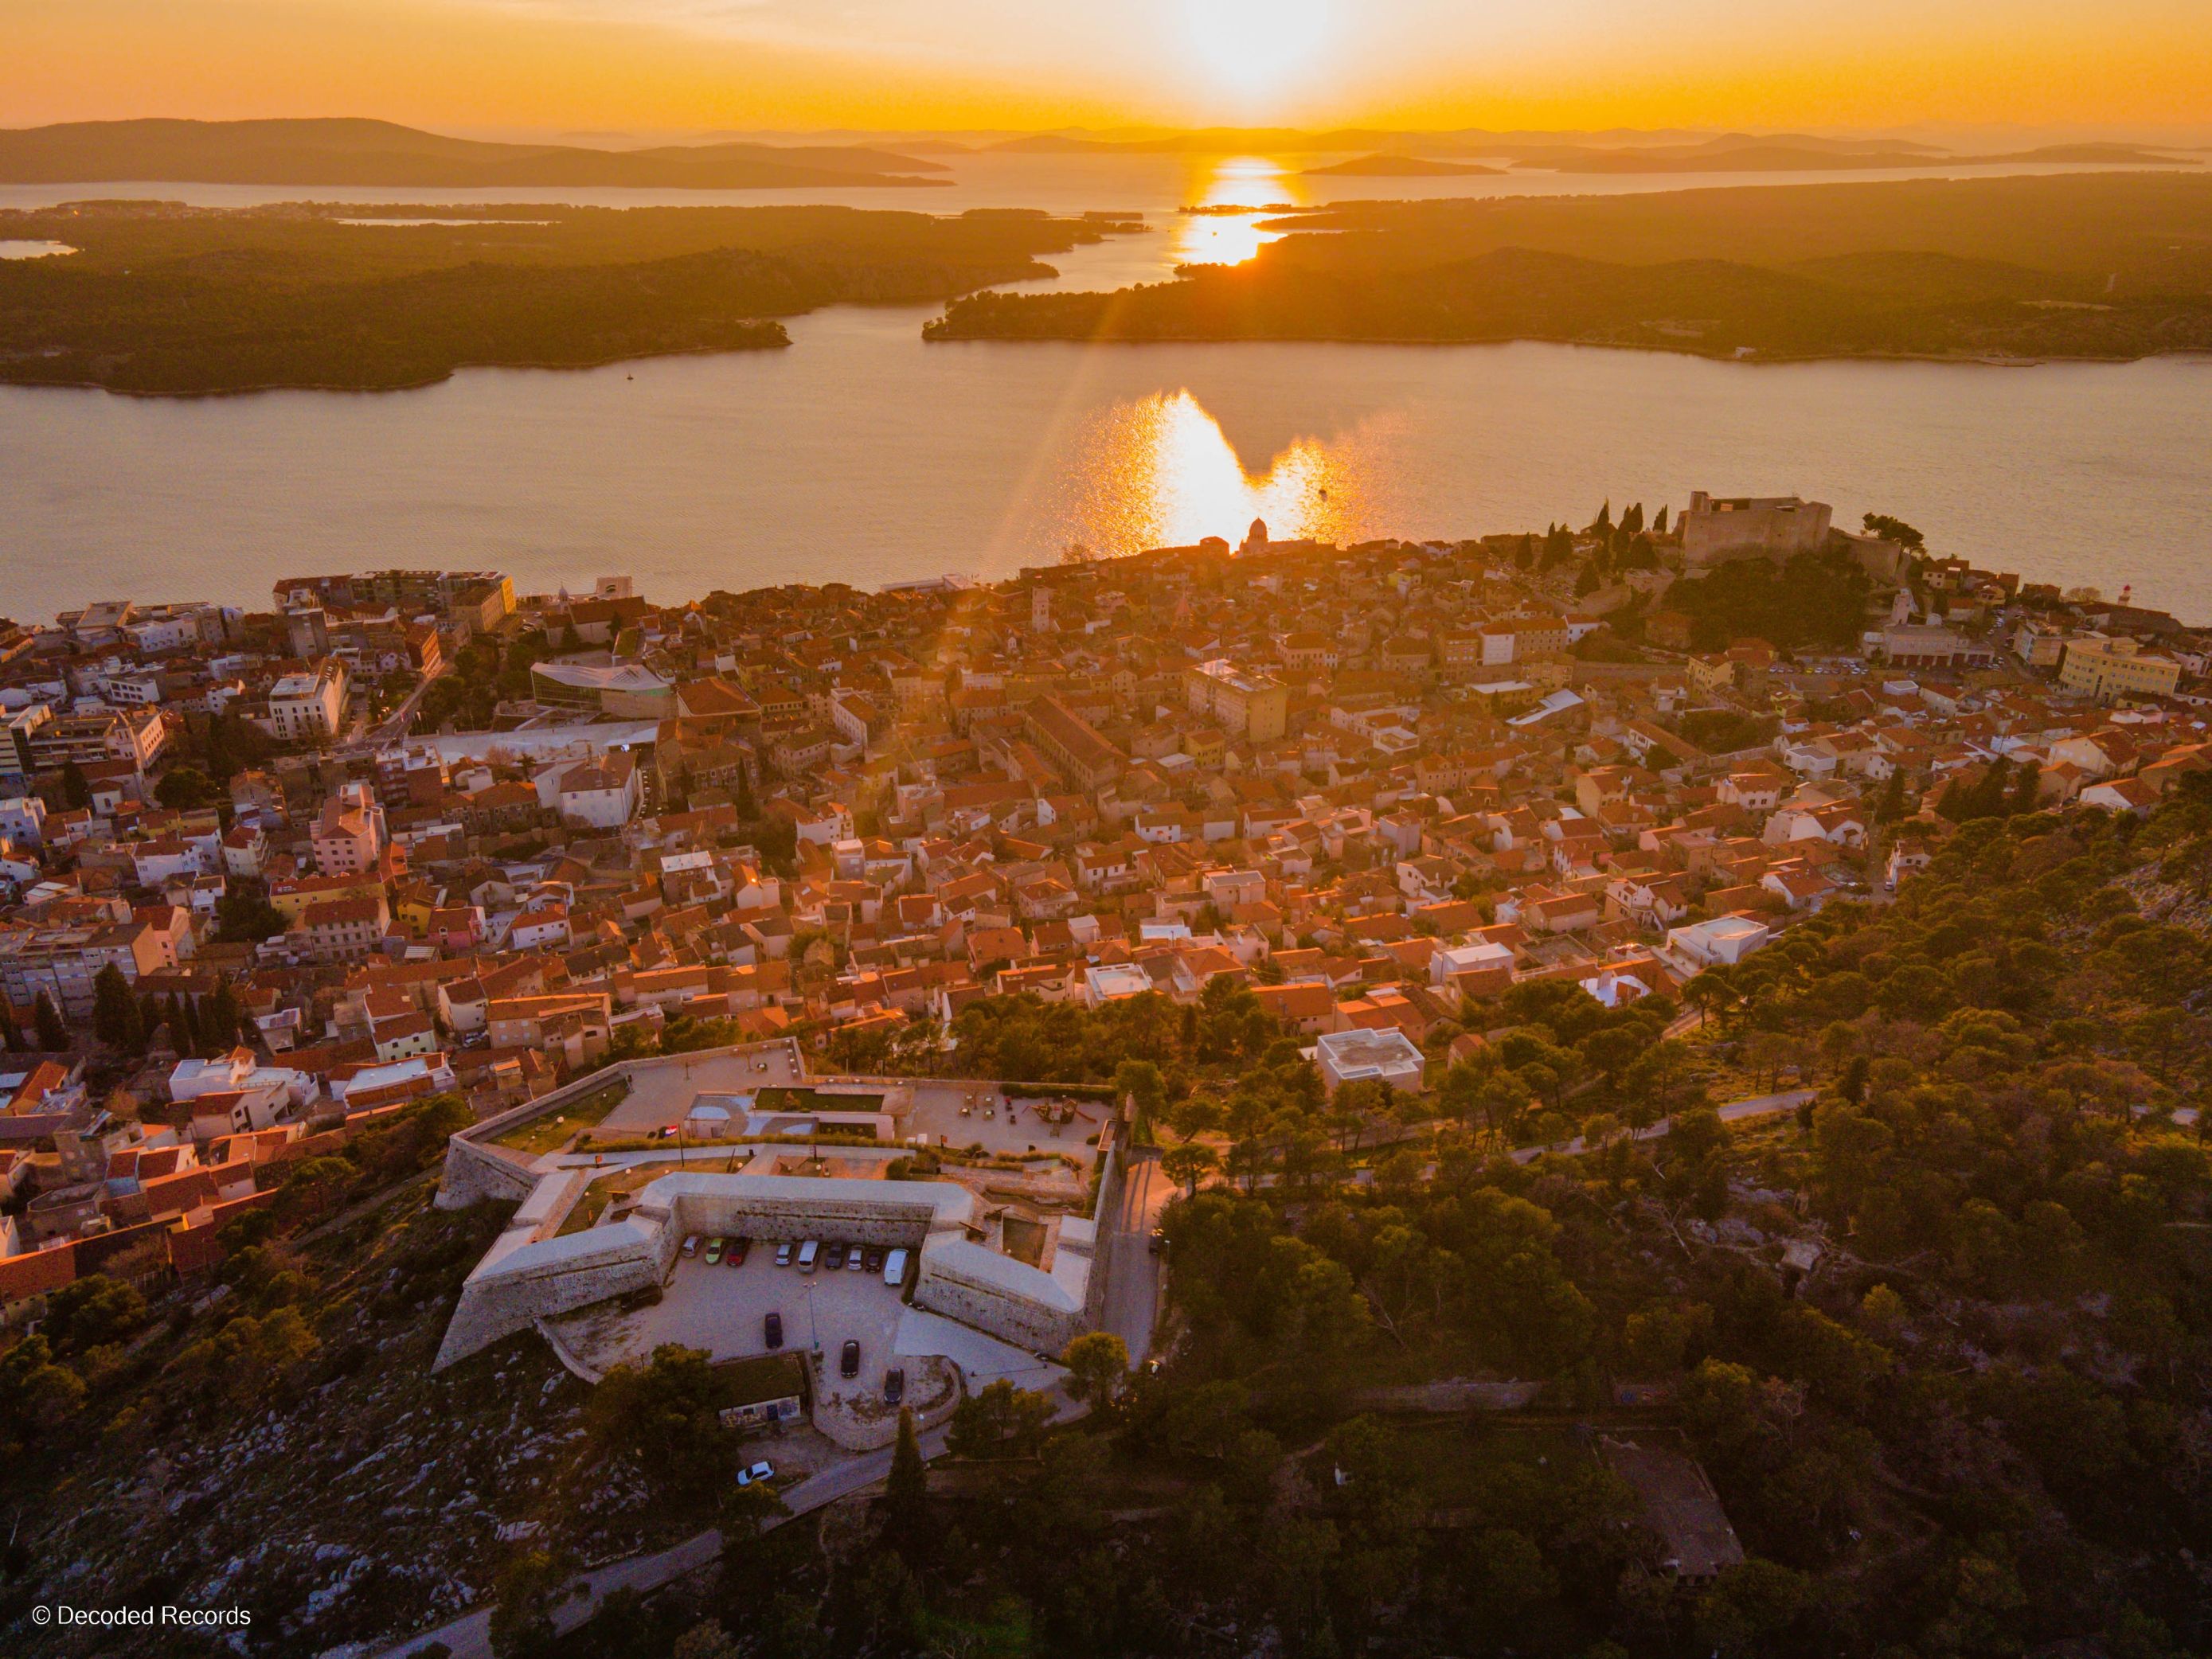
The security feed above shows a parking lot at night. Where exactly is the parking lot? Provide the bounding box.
[562,1235,910,1395]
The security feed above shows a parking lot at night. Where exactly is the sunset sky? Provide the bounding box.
[8,0,2212,137]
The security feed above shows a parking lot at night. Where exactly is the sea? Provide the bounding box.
[2,151,2208,622]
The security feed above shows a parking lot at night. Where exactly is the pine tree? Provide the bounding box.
[2008,761,2042,817]
[32,992,68,1052]
[0,1001,22,1053]
[139,993,166,1051]
[1654,504,1670,535]
[1622,502,1645,535]
[60,760,91,810]
[734,763,758,820]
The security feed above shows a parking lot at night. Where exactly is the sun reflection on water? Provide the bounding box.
[1053,389,1378,557]
[1172,155,1302,269]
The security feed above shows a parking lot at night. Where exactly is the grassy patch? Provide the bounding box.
[716,1350,806,1406]
[490,1077,631,1156]
[756,1085,887,1115]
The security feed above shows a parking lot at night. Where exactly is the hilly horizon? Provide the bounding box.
[0,116,951,189]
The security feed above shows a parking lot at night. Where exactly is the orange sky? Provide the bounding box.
[7,0,2211,136]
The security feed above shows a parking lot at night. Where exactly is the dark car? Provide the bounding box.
[727,1237,750,1267]
[824,1242,847,1271]
[863,1246,885,1273]
[764,1311,783,1350]
[883,1366,905,1405]
[841,1338,860,1378]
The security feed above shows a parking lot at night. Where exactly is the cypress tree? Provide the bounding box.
[201,983,243,1054]
[884,1406,928,1550]
[92,965,143,1051]
[32,992,68,1052]
[174,993,201,1055]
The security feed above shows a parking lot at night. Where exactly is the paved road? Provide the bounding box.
[1100,1151,1169,1366]
[1508,1088,1816,1165]
[377,1419,957,1659]
[377,1390,1095,1659]
[376,1092,1825,1659]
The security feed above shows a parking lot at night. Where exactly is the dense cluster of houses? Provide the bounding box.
[0,508,2205,1320]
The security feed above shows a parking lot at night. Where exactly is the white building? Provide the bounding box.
[260,658,350,744]
[1315,1027,1428,1095]
[1666,913,1772,968]
[169,1048,313,1112]
[553,754,639,830]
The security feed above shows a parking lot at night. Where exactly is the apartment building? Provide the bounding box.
[1183,659,1289,742]
[311,783,389,876]
[296,895,391,964]
[0,916,170,1020]
[260,658,350,744]
[2058,635,2183,701]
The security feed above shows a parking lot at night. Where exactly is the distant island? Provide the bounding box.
[0,117,950,190]
[0,201,1130,393]
[924,173,2212,363]
[1519,137,2198,174]
[1303,154,1503,178]
[983,126,2196,175]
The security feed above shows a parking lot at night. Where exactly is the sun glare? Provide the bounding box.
[1185,0,1334,100]
[1056,390,1363,556]
[1173,156,1301,267]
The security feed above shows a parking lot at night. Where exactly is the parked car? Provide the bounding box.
[883,1367,905,1405]
[841,1339,860,1378]
[727,1237,750,1267]
[681,1235,701,1259]
[846,1244,865,1271]
[881,1247,909,1287]
[737,1460,775,1487]
[797,1239,819,1272]
[1148,1228,1166,1255]
[863,1246,885,1273]
[764,1311,783,1349]
[824,1242,846,1271]
[775,1240,793,1267]
[705,1236,725,1266]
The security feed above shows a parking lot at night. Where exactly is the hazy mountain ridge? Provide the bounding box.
[0,118,950,189]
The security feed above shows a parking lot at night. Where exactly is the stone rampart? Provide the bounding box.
[915,1235,1085,1355]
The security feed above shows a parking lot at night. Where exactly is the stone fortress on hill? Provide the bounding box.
[431,1038,1125,1380]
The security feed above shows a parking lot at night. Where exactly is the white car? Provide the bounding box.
[737,1460,776,1487]
[681,1235,701,1258]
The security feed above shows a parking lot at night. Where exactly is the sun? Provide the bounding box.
[1184,0,1335,101]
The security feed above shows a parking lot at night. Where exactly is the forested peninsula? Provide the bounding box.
[924,173,2212,361]
[0,201,1133,394]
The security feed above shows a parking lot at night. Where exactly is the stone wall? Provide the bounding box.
[635,1171,972,1248]
[435,1134,539,1211]
[433,1213,663,1370]
[1081,1134,1122,1333]
[914,1235,1085,1355]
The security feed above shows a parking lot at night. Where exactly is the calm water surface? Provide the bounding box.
[2,154,2208,619]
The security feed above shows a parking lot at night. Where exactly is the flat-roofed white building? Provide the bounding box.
[1315,1026,1428,1095]
[1667,912,1772,968]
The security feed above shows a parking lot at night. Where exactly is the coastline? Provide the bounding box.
[0,328,794,399]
